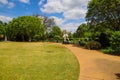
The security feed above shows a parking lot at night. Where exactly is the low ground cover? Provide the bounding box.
[0,42,79,80]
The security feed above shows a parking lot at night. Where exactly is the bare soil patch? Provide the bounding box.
[63,44,120,80]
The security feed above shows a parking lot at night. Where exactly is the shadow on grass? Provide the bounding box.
[101,48,120,56]
[70,43,120,56]
[104,52,120,56]
[115,73,120,79]
[72,44,81,47]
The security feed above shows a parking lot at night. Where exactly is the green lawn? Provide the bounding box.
[0,42,79,80]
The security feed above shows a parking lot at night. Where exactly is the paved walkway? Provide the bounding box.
[63,44,120,80]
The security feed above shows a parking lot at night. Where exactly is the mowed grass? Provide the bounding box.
[0,42,79,80]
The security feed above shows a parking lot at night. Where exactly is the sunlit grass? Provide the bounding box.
[0,42,79,80]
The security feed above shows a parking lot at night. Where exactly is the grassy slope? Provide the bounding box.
[0,42,79,80]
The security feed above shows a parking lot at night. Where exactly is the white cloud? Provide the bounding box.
[63,8,87,20]
[38,0,45,5]
[8,2,14,9]
[49,16,84,32]
[40,0,89,20]
[50,16,65,26]
[61,23,80,32]
[0,0,8,4]
[40,0,63,13]
[62,0,89,9]
[61,21,87,32]
[39,0,89,32]
[0,15,13,23]
[0,0,15,9]
[19,0,30,4]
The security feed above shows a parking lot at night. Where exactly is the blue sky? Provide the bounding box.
[0,0,89,32]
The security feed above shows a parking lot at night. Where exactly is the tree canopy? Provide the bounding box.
[49,26,62,41]
[0,21,4,35]
[7,16,45,41]
[86,0,120,31]
[76,24,90,38]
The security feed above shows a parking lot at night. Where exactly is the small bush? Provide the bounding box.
[101,47,113,54]
[79,38,90,46]
[85,41,101,50]
[99,33,110,47]
[69,38,79,44]
[110,31,120,53]
[0,34,4,41]
[79,40,86,46]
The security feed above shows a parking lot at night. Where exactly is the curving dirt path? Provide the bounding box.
[63,44,120,80]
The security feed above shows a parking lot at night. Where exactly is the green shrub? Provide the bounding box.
[69,38,79,44]
[110,31,120,53]
[79,38,90,46]
[101,47,114,54]
[99,32,110,47]
[0,34,4,41]
[85,41,101,50]
[0,34,4,39]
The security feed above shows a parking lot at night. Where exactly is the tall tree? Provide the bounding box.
[33,14,56,32]
[86,0,120,31]
[0,21,4,39]
[7,16,45,41]
[76,24,90,38]
[3,23,8,41]
[49,26,62,42]
[0,21,4,35]
[43,17,56,33]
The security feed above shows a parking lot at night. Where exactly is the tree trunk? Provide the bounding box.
[4,35,7,41]
[29,36,31,42]
[21,35,24,42]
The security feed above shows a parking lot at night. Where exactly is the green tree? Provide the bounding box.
[33,13,56,33]
[7,16,45,41]
[110,31,120,54]
[3,23,8,41]
[49,26,62,42]
[0,21,4,35]
[76,23,90,38]
[0,21,4,39]
[86,0,120,31]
